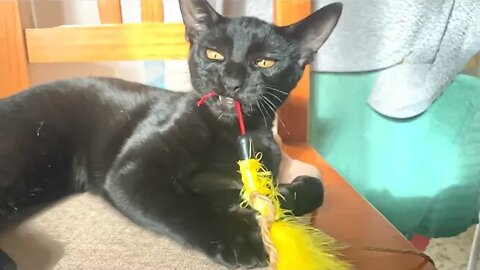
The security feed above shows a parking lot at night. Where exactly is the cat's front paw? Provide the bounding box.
[212,233,268,269]
[279,175,324,216]
[206,216,268,269]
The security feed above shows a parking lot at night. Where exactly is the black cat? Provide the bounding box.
[0,0,342,269]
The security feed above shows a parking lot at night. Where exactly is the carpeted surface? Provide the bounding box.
[1,193,238,270]
[425,225,479,270]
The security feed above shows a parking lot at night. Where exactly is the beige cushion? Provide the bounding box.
[0,149,320,270]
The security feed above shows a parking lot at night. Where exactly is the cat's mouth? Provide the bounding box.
[216,96,235,107]
[198,92,251,121]
[212,95,237,118]
[214,95,254,117]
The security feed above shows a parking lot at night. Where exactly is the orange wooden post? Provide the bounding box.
[141,0,164,22]
[274,0,311,144]
[97,0,123,24]
[0,0,29,98]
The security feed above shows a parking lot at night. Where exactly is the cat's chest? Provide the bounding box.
[204,140,238,168]
[194,126,238,167]
[186,139,243,193]
[185,129,276,194]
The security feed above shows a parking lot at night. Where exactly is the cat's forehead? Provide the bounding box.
[203,17,288,52]
[228,17,280,43]
[226,17,272,36]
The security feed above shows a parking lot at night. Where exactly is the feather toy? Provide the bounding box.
[198,93,350,270]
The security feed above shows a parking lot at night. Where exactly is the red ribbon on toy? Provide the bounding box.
[234,101,246,136]
[196,92,246,136]
[196,92,218,107]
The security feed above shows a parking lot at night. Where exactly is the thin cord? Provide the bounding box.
[360,246,436,266]
[234,101,246,135]
[196,92,217,107]
[251,192,278,269]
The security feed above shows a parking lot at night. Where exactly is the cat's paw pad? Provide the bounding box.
[208,223,268,269]
[212,233,268,269]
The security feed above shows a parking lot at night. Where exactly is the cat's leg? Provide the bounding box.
[104,154,267,269]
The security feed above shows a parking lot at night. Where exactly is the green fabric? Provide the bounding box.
[309,72,480,238]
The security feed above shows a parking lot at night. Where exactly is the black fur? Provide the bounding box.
[0,1,342,268]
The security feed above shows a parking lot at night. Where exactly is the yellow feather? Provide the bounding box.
[271,219,351,270]
[237,155,351,270]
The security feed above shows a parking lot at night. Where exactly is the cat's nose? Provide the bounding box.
[223,78,243,93]
[222,62,246,95]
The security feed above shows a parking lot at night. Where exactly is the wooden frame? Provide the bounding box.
[97,0,122,24]
[0,0,29,98]
[141,0,164,22]
[274,0,311,144]
[26,23,188,63]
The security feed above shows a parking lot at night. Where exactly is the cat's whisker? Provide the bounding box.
[260,96,290,135]
[258,99,278,131]
[249,103,253,115]
[264,92,282,104]
[256,101,268,128]
[261,95,278,111]
[217,112,224,121]
[264,86,288,96]
[246,101,255,114]
[258,100,273,121]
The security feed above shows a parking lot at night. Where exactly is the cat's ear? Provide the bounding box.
[178,0,222,42]
[281,3,342,68]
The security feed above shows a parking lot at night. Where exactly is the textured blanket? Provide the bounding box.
[312,0,480,118]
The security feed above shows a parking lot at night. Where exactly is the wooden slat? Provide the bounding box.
[25,23,189,63]
[0,0,29,98]
[97,0,122,24]
[141,0,164,22]
[274,0,311,144]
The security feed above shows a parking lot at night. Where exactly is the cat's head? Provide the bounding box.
[179,0,342,125]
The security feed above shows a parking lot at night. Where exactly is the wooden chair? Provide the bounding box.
[0,1,437,269]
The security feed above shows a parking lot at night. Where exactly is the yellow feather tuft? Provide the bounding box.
[271,219,351,270]
[237,154,351,270]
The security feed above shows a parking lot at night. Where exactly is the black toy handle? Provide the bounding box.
[237,134,255,160]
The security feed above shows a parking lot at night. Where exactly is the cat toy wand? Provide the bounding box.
[197,92,350,270]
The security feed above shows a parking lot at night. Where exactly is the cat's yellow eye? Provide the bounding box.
[206,49,225,61]
[255,58,276,68]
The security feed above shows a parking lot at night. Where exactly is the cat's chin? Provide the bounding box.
[216,111,238,123]
[202,95,240,123]
[197,93,255,124]
[208,104,238,123]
